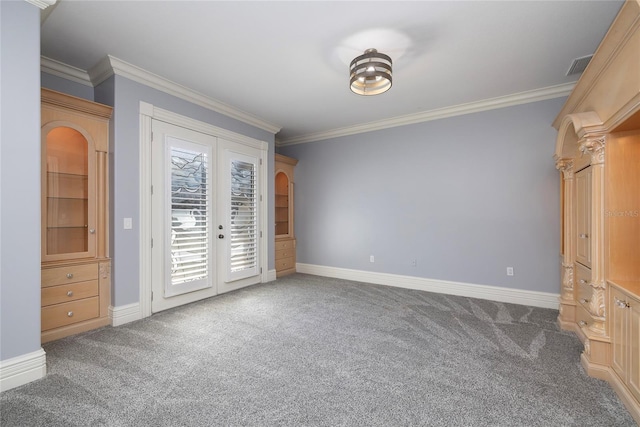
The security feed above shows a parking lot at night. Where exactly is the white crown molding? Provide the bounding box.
[41,56,93,87]
[0,348,47,392]
[143,102,268,151]
[297,263,560,309]
[89,55,281,135]
[277,82,576,146]
[25,0,56,9]
[41,55,280,135]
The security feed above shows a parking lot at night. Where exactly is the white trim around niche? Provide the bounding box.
[139,102,270,320]
[296,263,560,309]
[0,349,47,392]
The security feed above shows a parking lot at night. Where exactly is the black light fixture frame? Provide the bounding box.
[349,48,393,96]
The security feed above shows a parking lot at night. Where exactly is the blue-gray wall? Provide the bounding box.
[0,1,41,360]
[43,73,276,307]
[41,73,94,101]
[278,98,563,294]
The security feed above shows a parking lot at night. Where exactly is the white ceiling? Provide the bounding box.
[40,0,623,144]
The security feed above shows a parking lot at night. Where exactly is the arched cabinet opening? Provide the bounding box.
[43,126,94,258]
[275,171,291,237]
[274,154,298,277]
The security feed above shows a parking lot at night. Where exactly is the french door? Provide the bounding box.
[151,120,262,313]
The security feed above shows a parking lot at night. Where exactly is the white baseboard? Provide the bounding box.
[109,302,142,327]
[0,348,47,392]
[297,263,560,309]
[266,269,277,282]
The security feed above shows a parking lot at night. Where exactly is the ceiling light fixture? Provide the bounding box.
[349,48,392,96]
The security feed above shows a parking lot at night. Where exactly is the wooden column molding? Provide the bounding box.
[555,158,575,326]
[580,135,608,337]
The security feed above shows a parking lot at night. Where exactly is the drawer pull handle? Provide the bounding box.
[579,298,589,304]
[66,273,74,279]
[578,320,587,327]
[615,298,630,309]
[67,311,74,317]
[67,291,73,297]
[579,279,587,284]
[579,233,589,238]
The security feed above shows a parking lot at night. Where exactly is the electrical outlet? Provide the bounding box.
[370,255,375,263]
[507,267,514,276]
[411,258,417,267]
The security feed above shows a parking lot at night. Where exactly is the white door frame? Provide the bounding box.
[139,102,269,319]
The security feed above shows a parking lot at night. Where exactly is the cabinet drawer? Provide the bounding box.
[275,239,295,251]
[42,280,99,307]
[42,263,98,287]
[576,304,593,328]
[575,263,591,305]
[41,297,99,331]
[575,263,591,285]
[276,257,295,271]
[275,248,295,260]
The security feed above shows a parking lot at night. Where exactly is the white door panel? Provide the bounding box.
[217,139,262,294]
[151,120,217,313]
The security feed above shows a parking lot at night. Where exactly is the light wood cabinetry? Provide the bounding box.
[575,166,592,268]
[40,88,112,343]
[275,154,298,277]
[553,1,640,422]
[610,282,640,414]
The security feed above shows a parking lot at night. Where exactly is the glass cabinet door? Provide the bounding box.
[43,126,96,260]
[275,171,290,236]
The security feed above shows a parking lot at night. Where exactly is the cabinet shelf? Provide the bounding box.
[47,196,89,201]
[47,171,88,178]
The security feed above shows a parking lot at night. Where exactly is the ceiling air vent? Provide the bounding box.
[566,54,593,76]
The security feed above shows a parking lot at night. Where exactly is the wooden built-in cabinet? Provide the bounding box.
[275,154,298,277]
[610,282,640,407]
[575,166,592,269]
[41,88,112,343]
[553,1,640,422]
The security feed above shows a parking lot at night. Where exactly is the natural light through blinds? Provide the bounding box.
[170,147,209,285]
[229,160,257,273]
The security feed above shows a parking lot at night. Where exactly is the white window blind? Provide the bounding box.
[170,147,209,286]
[229,160,257,274]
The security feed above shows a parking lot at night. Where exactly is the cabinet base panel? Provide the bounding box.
[581,352,610,381]
[41,316,110,343]
[557,302,577,331]
[276,268,296,278]
[589,363,640,425]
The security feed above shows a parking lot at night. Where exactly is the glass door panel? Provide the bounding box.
[275,171,290,236]
[43,126,95,258]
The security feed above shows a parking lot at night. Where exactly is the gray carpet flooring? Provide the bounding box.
[1,274,635,426]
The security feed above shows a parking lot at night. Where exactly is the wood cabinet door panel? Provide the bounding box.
[611,287,629,380]
[575,166,592,268]
[629,298,640,402]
